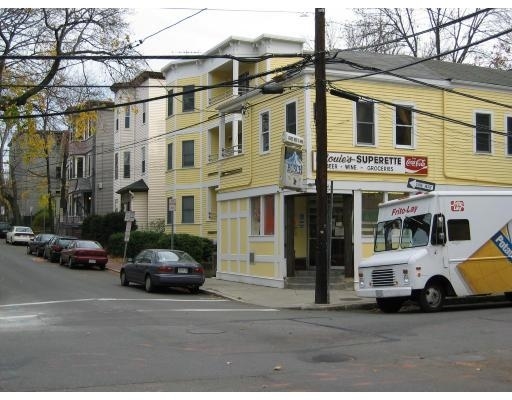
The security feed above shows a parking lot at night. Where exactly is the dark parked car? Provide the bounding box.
[27,233,55,256]
[59,240,108,270]
[0,221,11,239]
[43,236,77,263]
[120,249,205,293]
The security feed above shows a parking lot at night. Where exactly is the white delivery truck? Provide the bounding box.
[357,191,512,312]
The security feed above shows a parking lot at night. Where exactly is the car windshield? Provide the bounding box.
[17,227,32,233]
[374,213,432,252]
[40,234,54,240]
[156,251,195,263]
[59,239,75,247]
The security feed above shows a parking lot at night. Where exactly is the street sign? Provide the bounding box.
[124,210,135,222]
[407,178,435,192]
[168,197,176,212]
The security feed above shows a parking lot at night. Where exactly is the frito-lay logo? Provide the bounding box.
[451,200,465,212]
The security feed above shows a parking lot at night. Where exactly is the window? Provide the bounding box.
[362,192,383,236]
[182,140,194,167]
[114,153,119,180]
[167,90,173,116]
[182,196,194,223]
[123,151,130,179]
[76,156,84,178]
[448,219,471,241]
[55,166,61,179]
[260,111,270,152]
[115,110,119,131]
[475,113,491,153]
[238,72,250,95]
[141,146,146,174]
[285,101,297,134]
[182,85,195,112]
[86,154,92,177]
[250,195,274,236]
[395,105,413,147]
[356,101,375,145]
[142,102,146,124]
[167,143,173,170]
[507,117,512,156]
[124,106,130,129]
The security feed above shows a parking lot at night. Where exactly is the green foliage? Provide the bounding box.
[148,218,165,233]
[107,230,215,263]
[82,211,137,247]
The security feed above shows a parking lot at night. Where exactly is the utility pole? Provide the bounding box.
[314,8,329,304]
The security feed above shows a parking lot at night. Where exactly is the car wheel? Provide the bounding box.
[145,274,154,293]
[418,281,445,312]
[504,292,512,302]
[36,248,42,257]
[59,255,64,265]
[376,297,404,313]
[120,270,129,286]
[67,257,74,269]
[99,264,106,271]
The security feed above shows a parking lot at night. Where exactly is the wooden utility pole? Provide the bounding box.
[315,8,329,304]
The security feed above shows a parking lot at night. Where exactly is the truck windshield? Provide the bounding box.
[374,218,402,252]
[374,213,432,252]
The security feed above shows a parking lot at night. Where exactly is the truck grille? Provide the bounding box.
[372,269,395,287]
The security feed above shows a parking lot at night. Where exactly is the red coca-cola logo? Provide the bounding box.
[405,157,428,174]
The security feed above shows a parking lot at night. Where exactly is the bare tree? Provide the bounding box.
[341,8,509,66]
[0,8,143,223]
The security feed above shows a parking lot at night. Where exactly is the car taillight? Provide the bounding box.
[194,266,204,274]
[158,266,175,273]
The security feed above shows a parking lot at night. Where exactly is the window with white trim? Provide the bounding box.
[260,111,270,153]
[141,146,146,174]
[250,195,274,236]
[285,101,297,134]
[124,106,130,129]
[356,101,375,145]
[395,105,413,147]
[182,140,194,167]
[123,151,130,179]
[475,112,492,153]
[182,196,194,223]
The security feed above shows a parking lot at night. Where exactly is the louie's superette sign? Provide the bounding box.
[313,151,428,175]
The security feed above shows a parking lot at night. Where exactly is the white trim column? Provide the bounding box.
[353,189,362,290]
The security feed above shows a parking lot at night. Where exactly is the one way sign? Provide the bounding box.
[407,178,435,192]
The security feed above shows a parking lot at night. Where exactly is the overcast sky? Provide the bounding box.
[125,3,354,71]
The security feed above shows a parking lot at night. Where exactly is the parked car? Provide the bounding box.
[6,226,35,245]
[59,240,108,270]
[43,236,77,262]
[120,249,205,293]
[27,233,55,256]
[0,221,11,239]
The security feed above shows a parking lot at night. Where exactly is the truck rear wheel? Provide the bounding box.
[376,297,404,313]
[418,282,445,312]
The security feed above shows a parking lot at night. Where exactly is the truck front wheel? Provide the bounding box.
[376,297,404,313]
[418,282,445,312]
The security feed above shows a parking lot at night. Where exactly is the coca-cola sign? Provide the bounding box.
[313,152,428,175]
[405,156,428,174]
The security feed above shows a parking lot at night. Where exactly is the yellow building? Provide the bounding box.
[161,35,512,288]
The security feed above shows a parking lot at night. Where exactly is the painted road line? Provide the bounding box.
[136,308,279,312]
[0,298,229,308]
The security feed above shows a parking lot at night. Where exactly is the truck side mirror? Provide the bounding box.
[436,215,446,245]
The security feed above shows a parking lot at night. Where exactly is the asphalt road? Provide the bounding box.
[2,241,512,392]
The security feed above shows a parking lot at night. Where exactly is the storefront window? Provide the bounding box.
[362,192,383,237]
[251,195,274,236]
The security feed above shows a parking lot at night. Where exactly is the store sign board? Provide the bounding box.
[313,152,428,175]
[281,146,304,190]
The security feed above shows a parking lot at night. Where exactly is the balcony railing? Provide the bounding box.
[60,215,86,225]
[221,144,243,158]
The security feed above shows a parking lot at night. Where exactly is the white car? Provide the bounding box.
[6,226,35,245]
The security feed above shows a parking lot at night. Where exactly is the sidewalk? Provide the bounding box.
[106,258,376,311]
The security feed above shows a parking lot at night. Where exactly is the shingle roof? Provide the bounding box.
[116,179,149,194]
[328,50,512,88]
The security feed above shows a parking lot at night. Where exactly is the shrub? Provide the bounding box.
[82,212,137,247]
[107,230,215,263]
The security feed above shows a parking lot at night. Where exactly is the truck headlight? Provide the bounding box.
[403,268,409,284]
[359,272,365,288]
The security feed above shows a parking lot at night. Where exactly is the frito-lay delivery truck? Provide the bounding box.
[357,191,512,312]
